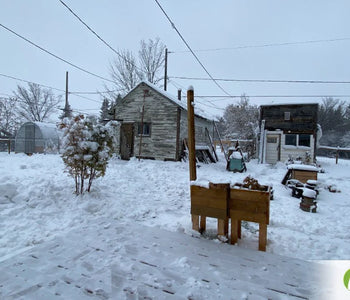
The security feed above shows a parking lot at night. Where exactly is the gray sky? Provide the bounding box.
[1,0,350,118]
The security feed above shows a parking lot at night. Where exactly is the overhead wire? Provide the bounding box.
[0,23,115,84]
[170,76,350,84]
[0,72,103,104]
[170,37,350,53]
[153,0,232,97]
[58,0,144,74]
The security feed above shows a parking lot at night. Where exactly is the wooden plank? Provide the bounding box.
[217,218,228,236]
[259,223,267,251]
[192,215,199,231]
[191,207,227,220]
[230,219,239,245]
[191,185,229,219]
[230,210,268,224]
[200,216,206,233]
[292,170,317,183]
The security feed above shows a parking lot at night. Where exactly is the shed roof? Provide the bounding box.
[127,81,215,121]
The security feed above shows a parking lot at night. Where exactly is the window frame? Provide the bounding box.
[137,122,151,137]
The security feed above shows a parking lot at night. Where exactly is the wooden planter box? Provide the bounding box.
[291,169,318,183]
[229,185,271,251]
[190,183,229,235]
[190,182,271,251]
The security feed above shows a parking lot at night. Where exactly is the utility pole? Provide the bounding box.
[60,71,72,119]
[164,48,168,91]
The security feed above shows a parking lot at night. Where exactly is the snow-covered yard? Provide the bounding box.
[0,152,349,298]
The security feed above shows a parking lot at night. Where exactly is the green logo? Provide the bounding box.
[344,269,350,290]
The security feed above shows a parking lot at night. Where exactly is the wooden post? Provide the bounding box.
[8,139,11,154]
[188,86,199,230]
[259,223,267,251]
[164,48,168,91]
[336,147,339,164]
[187,86,196,181]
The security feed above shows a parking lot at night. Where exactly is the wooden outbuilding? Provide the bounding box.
[259,103,318,164]
[110,81,216,161]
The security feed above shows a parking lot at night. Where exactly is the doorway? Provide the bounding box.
[265,134,280,163]
[120,123,134,160]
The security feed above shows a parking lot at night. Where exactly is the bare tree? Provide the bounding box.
[0,96,21,135]
[222,95,259,140]
[109,49,140,94]
[108,38,166,96]
[14,83,61,122]
[138,37,166,84]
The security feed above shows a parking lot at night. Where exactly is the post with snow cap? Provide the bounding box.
[187,86,196,181]
[187,86,200,231]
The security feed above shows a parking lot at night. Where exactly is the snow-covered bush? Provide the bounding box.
[60,115,118,194]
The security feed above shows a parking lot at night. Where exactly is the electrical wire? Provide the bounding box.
[58,0,143,74]
[184,94,350,100]
[0,23,115,84]
[170,76,350,84]
[153,0,232,97]
[170,37,350,53]
[0,72,103,104]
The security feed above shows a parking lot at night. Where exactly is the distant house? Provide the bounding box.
[15,122,60,154]
[110,81,216,161]
[259,103,319,164]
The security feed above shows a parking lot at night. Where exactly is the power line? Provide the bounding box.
[0,23,115,84]
[0,73,65,93]
[184,94,350,101]
[170,37,350,54]
[58,0,143,74]
[170,76,350,84]
[153,0,232,97]
[0,72,102,104]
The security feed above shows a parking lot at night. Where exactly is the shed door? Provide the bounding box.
[25,123,35,154]
[265,134,280,164]
[120,123,134,160]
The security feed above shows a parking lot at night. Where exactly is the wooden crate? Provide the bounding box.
[229,186,271,251]
[291,169,318,183]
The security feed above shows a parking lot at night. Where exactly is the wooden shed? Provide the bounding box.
[110,81,216,161]
[259,103,318,164]
[15,122,60,154]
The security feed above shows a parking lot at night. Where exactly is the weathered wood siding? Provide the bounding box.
[260,104,318,133]
[114,83,179,160]
[179,110,213,147]
[113,82,214,161]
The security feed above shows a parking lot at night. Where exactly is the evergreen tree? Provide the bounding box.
[99,98,110,123]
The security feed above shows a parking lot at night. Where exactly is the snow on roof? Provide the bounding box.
[259,102,319,107]
[33,122,59,140]
[129,81,215,121]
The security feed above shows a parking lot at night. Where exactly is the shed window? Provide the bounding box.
[299,134,310,147]
[285,134,297,146]
[138,123,151,136]
[284,112,291,121]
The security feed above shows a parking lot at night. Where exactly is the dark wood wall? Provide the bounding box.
[260,104,318,133]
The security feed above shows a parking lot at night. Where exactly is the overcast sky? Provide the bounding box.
[1,0,350,118]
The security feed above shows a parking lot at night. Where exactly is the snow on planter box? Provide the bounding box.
[288,164,320,183]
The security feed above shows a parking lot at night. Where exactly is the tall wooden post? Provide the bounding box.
[164,48,168,91]
[187,86,196,181]
[188,86,200,230]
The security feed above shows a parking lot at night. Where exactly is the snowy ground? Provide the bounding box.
[0,152,350,298]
